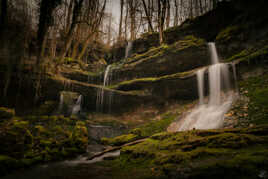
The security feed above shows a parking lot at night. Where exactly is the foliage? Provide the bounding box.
[0,112,89,175]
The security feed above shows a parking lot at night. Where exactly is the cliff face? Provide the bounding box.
[1,0,268,115]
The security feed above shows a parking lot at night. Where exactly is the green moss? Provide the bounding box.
[226,45,268,62]
[0,107,15,120]
[109,126,268,178]
[216,25,240,42]
[110,69,196,90]
[0,114,90,173]
[240,74,268,124]
[119,35,205,70]
[34,101,58,115]
[102,113,176,146]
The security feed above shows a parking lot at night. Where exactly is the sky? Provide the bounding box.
[107,0,121,25]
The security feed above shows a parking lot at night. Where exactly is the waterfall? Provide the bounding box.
[208,42,220,64]
[125,41,133,59]
[58,93,64,112]
[208,64,222,106]
[232,62,238,92]
[197,69,205,105]
[72,95,83,115]
[57,91,82,116]
[178,43,236,131]
[96,65,113,112]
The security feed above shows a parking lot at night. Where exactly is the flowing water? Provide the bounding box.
[125,41,133,59]
[96,65,113,112]
[232,62,238,92]
[197,68,205,105]
[2,150,120,179]
[208,42,220,64]
[58,93,64,112]
[177,43,236,131]
[71,95,83,115]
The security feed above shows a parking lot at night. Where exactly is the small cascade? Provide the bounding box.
[57,91,82,116]
[125,41,133,59]
[232,62,238,92]
[96,65,113,112]
[208,42,219,64]
[208,64,222,106]
[58,93,64,112]
[71,95,83,115]
[221,64,231,91]
[177,43,236,131]
[197,69,205,105]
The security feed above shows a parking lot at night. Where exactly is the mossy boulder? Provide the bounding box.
[101,113,177,146]
[0,115,90,175]
[34,101,58,116]
[0,107,15,120]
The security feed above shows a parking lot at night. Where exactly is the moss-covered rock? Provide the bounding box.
[101,113,177,146]
[0,114,90,176]
[239,74,268,125]
[112,125,268,179]
[0,107,15,120]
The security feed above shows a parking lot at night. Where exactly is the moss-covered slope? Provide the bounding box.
[100,125,268,179]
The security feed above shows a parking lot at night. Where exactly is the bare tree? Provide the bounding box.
[166,0,170,29]
[157,0,167,44]
[118,0,124,42]
[76,0,107,60]
[57,0,84,64]
[141,0,154,33]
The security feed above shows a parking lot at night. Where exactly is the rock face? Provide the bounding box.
[1,0,268,115]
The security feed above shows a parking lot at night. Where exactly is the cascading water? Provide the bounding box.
[197,69,205,105]
[208,42,219,64]
[125,41,133,59]
[96,65,113,112]
[177,42,236,131]
[58,93,64,112]
[72,95,83,115]
[232,62,238,92]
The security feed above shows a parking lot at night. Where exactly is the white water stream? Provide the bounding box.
[71,95,83,115]
[178,42,236,131]
[96,65,113,112]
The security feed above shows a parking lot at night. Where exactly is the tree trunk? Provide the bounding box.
[66,0,74,34]
[174,0,178,26]
[199,0,203,15]
[50,27,58,59]
[141,0,154,33]
[0,0,8,36]
[59,0,84,63]
[158,0,167,44]
[166,0,170,29]
[118,0,124,42]
[124,3,129,40]
[129,0,136,41]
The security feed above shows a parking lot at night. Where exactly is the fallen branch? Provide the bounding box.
[87,138,146,160]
